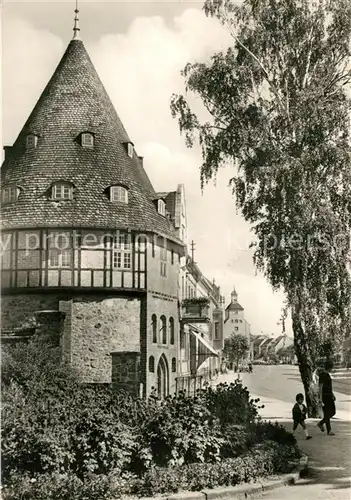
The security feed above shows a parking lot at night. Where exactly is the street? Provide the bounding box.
[216,365,351,499]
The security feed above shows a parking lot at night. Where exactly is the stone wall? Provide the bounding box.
[70,295,141,383]
[111,351,141,397]
[1,292,142,385]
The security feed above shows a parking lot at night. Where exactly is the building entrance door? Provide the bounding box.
[157,354,169,399]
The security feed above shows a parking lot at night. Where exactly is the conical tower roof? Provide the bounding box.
[1,38,181,242]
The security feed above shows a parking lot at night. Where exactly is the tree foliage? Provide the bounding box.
[223,334,250,366]
[171,0,351,414]
[277,344,295,362]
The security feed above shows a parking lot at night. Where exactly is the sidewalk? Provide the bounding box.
[261,420,351,499]
[212,371,351,499]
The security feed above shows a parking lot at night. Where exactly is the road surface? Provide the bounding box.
[238,364,351,420]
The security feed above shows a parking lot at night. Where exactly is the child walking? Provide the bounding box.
[292,393,312,440]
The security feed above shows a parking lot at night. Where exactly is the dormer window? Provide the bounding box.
[158,199,166,216]
[2,185,19,204]
[81,132,94,148]
[127,143,134,158]
[110,185,128,204]
[26,134,38,149]
[52,182,73,200]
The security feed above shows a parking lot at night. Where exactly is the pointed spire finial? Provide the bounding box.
[73,0,80,40]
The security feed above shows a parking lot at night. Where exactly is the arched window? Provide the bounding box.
[149,356,155,373]
[160,315,167,344]
[152,314,157,343]
[51,182,73,200]
[158,199,166,216]
[171,357,176,373]
[110,185,128,204]
[169,317,175,345]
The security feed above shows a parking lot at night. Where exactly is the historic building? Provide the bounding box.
[177,257,224,394]
[223,288,251,340]
[1,18,187,398]
[223,288,251,361]
[153,183,224,393]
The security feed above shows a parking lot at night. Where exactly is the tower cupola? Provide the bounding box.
[231,288,238,303]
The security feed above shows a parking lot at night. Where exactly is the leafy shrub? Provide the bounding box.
[1,337,80,395]
[2,441,301,500]
[2,335,302,500]
[249,421,297,447]
[1,471,135,500]
[140,391,226,467]
[220,424,252,457]
[199,381,263,427]
[2,382,73,479]
[132,442,301,497]
[2,382,138,481]
[69,396,136,476]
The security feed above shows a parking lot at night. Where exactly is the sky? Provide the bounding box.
[1,0,289,336]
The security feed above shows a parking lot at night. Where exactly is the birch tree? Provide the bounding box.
[171,0,351,415]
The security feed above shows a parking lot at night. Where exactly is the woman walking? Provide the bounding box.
[317,360,336,436]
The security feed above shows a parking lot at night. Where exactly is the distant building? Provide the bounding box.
[250,334,294,361]
[223,288,251,361]
[251,335,268,359]
[178,256,224,394]
[268,335,294,357]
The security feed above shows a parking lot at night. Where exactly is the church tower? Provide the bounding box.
[1,8,184,398]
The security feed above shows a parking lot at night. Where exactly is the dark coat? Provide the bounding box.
[292,402,307,423]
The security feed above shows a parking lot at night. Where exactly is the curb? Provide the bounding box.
[161,454,309,500]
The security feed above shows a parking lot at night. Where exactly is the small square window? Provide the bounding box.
[160,247,167,261]
[52,183,73,200]
[214,322,220,340]
[127,143,134,158]
[158,199,166,216]
[81,133,94,148]
[114,232,131,250]
[61,250,72,268]
[110,186,128,204]
[124,252,131,269]
[160,261,167,277]
[26,134,38,149]
[112,244,131,269]
[48,249,72,268]
[2,186,19,204]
